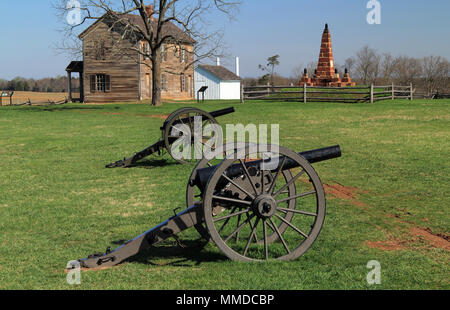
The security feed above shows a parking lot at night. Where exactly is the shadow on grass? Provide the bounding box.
[112,158,181,169]
[126,239,227,267]
[132,159,178,169]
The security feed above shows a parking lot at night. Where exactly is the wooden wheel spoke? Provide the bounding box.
[277,207,318,217]
[239,159,258,195]
[274,214,309,238]
[268,218,290,254]
[268,157,287,194]
[235,214,242,242]
[220,174,255,200]
[263,220,268,259]
[276,190,316,204]
[214,208,251,223]
[273,169,306,198]
[246,213,259,242]
[224,214,255,243]
[218,206,238,234]
[243,218,260,257]
[188,113,193,130]
[212,196,252,206]
[261,169,265,194]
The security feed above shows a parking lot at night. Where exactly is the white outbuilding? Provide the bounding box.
[194,58,241,100]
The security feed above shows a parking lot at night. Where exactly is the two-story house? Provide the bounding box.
[66,11,196,103]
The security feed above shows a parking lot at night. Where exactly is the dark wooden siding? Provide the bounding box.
[82,22,139,103]
[81,21,195,103]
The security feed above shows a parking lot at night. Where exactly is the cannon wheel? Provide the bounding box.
[163,108,218,164]
[187,143,297,243]
[202,145,326,262]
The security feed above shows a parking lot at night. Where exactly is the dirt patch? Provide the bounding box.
[139,114,170,120]
[409,227,450,251]
[366,226,450,252]
[64,265,124,273]
[76,110,169,120]
[366,240,406,251]
[103,112,170,120]
[323,183,367,207]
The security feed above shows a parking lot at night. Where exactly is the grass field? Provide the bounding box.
[0,99,448,290]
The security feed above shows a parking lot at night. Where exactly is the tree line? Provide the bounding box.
[245,46,449,96]
[342,46,449,95]
[0,76,80,93]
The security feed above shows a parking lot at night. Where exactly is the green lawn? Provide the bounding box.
[0,99,448,289]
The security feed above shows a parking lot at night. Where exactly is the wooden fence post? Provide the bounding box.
[240,83,244,104]
[410,83,413,101]
[303,84,307,103]
[67,72,72,103]
[392,82,395,100]
[370,84,374,103]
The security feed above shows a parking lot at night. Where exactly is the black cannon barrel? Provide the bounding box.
[208,107,235,119]
[194,145,341,191]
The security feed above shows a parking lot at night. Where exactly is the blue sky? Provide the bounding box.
[0,0,449,80]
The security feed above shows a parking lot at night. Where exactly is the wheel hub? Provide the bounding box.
[252,195,277,219]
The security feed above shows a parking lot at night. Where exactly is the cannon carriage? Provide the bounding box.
[77,142,341,268]
[106,107,235,167]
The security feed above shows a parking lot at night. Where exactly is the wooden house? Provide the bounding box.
[66,11,196,103]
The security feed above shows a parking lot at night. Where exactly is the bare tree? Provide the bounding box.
[379,52,397,84]
[391,56,422,86]
[421,56,449,96]
[354,45,380,84]
[306,61,317,78]
[344,57,355,75]
[291,64,304,81]
[54,0,240,106]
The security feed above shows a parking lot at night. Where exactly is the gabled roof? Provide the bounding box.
[197,65,240,81]
[79,13,196,45]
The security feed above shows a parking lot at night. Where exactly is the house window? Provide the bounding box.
[180,48,186,63]
[144,42,150,60]
[161,74,167,91]
[90,74,111,93]
[181,74,186,92]
[94,40,107,60]
[161,44,168,62]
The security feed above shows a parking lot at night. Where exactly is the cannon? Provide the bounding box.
[75,143,341,268]
[106,107,235,167]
